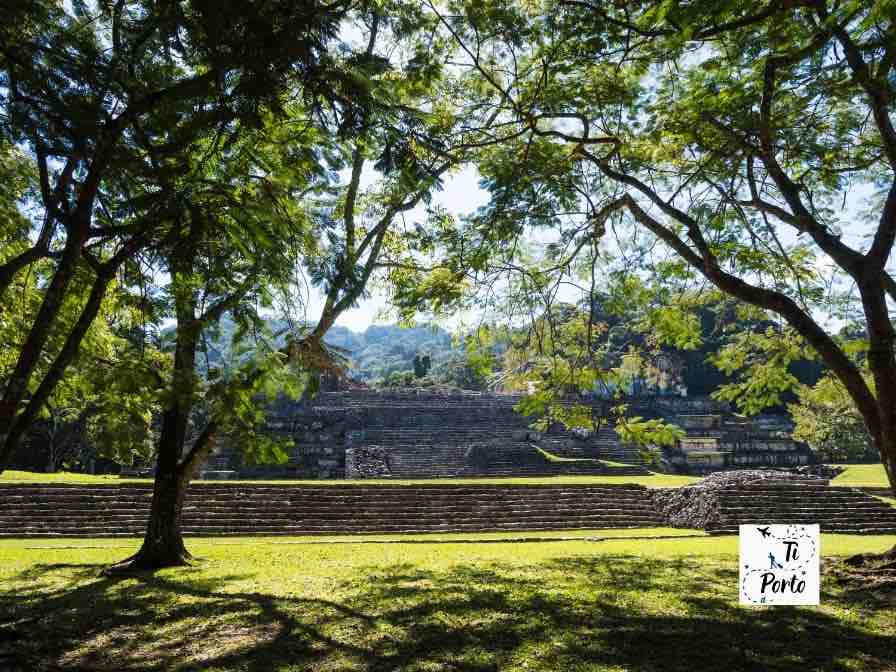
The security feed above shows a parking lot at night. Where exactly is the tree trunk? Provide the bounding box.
[862,414,896,561]
[0,270,115,470]
[881,445,895,498]
[107,224,203,572]
[106,415,194,572]
[107,476,193,572]
[129,469,192,569]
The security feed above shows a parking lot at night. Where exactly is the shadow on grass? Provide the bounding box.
[0,555,893,671]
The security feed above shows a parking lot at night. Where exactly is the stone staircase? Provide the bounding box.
[348,421,652,478]
[0,483,664,537]
[705,483,896,534]
[351,441,634,478]
[201,390,667,479]
[592,427,658,465]
[537,436,594,459]
[356,426,523,445]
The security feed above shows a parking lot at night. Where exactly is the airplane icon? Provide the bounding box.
[757,527,772,538]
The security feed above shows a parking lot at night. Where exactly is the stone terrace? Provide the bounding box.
[704,482,896,534]
[196,389,812,479]
[0,482,664,537]
[209,389,651,480]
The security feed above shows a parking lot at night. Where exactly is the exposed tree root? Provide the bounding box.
[102,545,194,575]
[827,546,896,591]
[843,545,896,567]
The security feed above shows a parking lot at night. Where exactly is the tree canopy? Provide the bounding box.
[406,0,896,490]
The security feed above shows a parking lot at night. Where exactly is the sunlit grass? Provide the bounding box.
[3,463,889,491]
[830,463,891,488]
[0,470,128,484]
[0,469,700,488]
[0,532,893,671]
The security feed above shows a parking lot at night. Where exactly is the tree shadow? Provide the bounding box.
[0,554,893,671]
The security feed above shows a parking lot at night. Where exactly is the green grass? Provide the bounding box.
[0,469,701,488]
[875,496,896,508]
[0,469,129,484]
[0,532,893,671]
[533,445,598,462]
[829,463,892,489]
[3,463,890,491]
[530,446,641,470]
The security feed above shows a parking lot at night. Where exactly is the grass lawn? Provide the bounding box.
[830,463,892,489]
[0,469,700,488]
[0,469,129,484]
[2,463,890,491]
[1,532,893,671]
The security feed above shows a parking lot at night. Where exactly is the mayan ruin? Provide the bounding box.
[2,1,894,669]
[190,389,812,480]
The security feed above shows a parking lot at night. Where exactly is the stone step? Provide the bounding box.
[708,525,896,535]
[719,503,892,512]
[697,483,896,535]
[0,502,661,518]
[0,490,655,504]
[711,517,896,526]
[717,484,836,491]
[0,517,666,531]
[718,498,882,506]
[0,482,664,537]
[719,491,869,498]
[0,512,664,525]
[0,522,664,538]
[715,514,896,524]
[0,483,649,493]
[0,507,661,521]
[0,491,652,505]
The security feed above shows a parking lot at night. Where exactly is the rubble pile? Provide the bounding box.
[345,445,392,478]
[652,469,824,529]
[791,464,845,479]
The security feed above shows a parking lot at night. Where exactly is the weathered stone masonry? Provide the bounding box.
[198,389,812,479]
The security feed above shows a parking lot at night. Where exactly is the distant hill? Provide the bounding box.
[323,323,457,381]
[196,318,459,383]
[198,305,824,395]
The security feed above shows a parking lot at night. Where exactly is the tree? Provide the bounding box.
[489,301,685,453]
[107,117,321,570]
[413,353,431,378]
[110,0,480,570]
[0,133,160,471]
[426,1,896,500]
[294,4,492,355]
[0,0,352,469]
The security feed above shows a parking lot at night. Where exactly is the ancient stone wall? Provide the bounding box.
[199,390,811,479]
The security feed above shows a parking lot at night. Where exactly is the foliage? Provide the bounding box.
[711,327,810,415]
[0,0,354,469]
[412,353,431,378]
[499,302,685,447]
[791,375,877,462]
[615,416,685,448]
[382,370,417,388]
[327,323,456,382]
[419,0,896,494]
